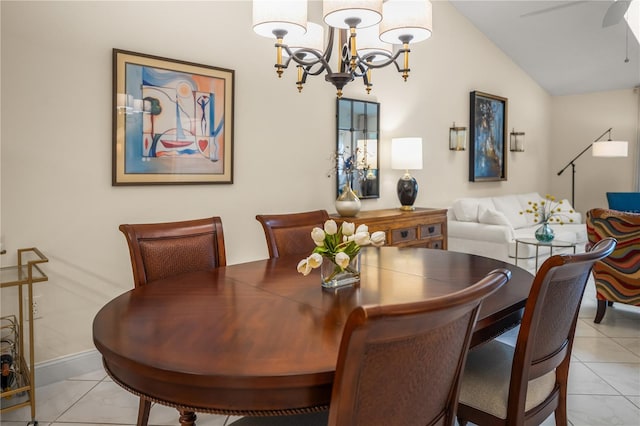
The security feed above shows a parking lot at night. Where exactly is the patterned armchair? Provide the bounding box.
[586,208,640,323]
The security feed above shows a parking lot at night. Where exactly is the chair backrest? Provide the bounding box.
[586,208,640,304]
[119,217,226,287]
[505,238,616,423]
[327,268,511,426]
[255,210,330,258]
[606,192,640,213]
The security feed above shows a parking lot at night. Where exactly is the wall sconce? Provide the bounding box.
[510,129,525,152]
[449,122,467,151]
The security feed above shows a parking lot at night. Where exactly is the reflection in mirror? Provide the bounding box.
[336,98,380,199]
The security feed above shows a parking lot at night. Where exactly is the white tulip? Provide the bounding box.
[324,219,338,235]
[342,222,355,236]
[335,252,350,269]
[370,231,386,246]
[354,231,371,246]
[311,227,325,246]
[297,258,312,276]
[308,253,323,268]
[356,224,368,234]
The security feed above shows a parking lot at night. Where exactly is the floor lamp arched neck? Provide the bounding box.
[391,137,423,211]
[557,127,628,207]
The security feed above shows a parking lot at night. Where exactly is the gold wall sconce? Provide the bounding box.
[510,129,525,152]
[449,123,467,151]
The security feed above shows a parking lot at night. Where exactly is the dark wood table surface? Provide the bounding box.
[93,247,533,418]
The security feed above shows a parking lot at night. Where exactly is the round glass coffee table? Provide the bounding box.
[515,238,577,270]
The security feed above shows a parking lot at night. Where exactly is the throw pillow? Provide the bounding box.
[452,198,480,222]
[478,206,513,227]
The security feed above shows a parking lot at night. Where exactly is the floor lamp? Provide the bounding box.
[557,127,628,206]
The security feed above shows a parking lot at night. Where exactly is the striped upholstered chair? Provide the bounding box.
[586,208,640,323]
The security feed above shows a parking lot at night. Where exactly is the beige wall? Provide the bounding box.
[0,0,603,363]
[551,89,639,214]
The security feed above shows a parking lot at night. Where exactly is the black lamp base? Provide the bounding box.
[397,175,418,210]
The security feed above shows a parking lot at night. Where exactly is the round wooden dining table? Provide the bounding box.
[93,247,533,421]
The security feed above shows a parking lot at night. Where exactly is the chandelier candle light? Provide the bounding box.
[252,0,433,97]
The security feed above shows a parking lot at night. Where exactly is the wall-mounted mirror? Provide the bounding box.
[336,98,380,199]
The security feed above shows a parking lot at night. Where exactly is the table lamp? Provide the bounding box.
[391,137,423,211]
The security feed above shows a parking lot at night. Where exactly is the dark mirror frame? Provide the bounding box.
[336,98,380,199]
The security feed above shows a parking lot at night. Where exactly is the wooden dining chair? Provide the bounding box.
[456,238,616,426]
[119,216,226,426]
[119,216,226,288]
[256,210,329,258]
[229,268,511,426]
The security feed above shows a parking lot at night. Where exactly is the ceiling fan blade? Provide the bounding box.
[602,0,631,27]
[520,1,587,18]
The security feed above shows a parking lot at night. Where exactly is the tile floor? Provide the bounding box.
[1,282,638,426]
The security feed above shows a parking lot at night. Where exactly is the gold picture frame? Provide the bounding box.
[113,49,234,185]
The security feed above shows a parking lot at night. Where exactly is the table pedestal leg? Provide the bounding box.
[136,399,151,426]
[179,410,196,426]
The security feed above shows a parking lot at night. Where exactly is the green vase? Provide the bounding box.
[535,222,555,242]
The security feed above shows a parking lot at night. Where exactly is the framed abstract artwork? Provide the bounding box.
[469,91,507,182]
[112,49,234,185]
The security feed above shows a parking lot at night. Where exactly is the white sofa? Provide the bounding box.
[447,192,587,264]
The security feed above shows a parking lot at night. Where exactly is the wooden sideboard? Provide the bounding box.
[331,207,448,250]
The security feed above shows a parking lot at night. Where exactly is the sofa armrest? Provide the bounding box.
[448,220,515,243]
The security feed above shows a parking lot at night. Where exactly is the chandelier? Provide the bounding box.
[252,0,433,97]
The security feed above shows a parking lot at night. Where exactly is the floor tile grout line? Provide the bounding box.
[50,379,104,424]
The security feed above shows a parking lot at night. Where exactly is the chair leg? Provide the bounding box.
[178,410,197,426]
[594,299,607,323]
[137,398,151,426]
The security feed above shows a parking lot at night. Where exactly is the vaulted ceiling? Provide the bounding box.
[450,0,640,96]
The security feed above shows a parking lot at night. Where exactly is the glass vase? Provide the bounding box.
[321,255,361,289]
[535,222,555,243]
[335,180,361,217]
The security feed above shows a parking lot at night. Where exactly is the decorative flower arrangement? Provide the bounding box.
[327,148,370,180]
[520,194,575,225]
[297,219,385,277]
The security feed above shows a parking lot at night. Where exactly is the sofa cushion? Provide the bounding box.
[492,195,528,229]
[452,198,496,222]
[556,199,582,224]
[517,193,544,226]
[478,206,512,227]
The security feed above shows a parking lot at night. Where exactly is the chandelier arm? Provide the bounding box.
[276,42,335,75]
[358,47,410,71]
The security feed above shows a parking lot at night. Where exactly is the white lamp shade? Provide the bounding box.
[593,140,628,157]
[282,22,324,58]
[380,0,433,44]
[356,24,393,62]
[253,0,307,39]
[323,0,383,29]
[391,137,423,170]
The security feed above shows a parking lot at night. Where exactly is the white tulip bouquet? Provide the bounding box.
[297,219,385,277]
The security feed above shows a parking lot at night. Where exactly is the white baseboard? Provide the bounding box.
[34,349,103,387]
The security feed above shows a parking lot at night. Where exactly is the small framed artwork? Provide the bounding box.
[113,49,234,185]
[469,91,507,182]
